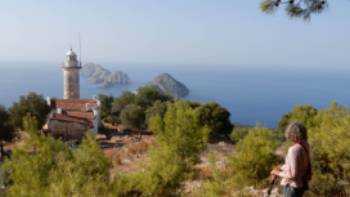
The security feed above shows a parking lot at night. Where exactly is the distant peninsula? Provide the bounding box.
[81,63,130,88]
[147,73,189,98]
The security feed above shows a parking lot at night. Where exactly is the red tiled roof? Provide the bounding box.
[53,99,98,111]
[65,111,94,120]
[51,113,94,128]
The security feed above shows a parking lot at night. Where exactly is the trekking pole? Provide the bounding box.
[267,175,277,197]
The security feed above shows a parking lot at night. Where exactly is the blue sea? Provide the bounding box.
[1,63,350,128]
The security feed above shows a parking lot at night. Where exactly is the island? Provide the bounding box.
[81,63,130,88]
[146,73,189,98]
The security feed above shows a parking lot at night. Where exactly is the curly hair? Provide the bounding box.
[285,122,308,141]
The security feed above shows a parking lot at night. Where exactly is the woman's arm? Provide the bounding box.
[277,147,301,180]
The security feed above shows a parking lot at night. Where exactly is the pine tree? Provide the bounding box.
[260,0,328,20]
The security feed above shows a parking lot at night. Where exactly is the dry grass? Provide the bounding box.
[127,140,149,156]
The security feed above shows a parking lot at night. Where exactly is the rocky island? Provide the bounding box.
[147,73,189,97]
[81,63,130,88]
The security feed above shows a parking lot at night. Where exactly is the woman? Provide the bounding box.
[271,122,312,197]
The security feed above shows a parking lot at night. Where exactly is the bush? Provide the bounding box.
[9,92,50,129]
[0,105,15,144]
[230,127,250,143]
[277,105,318,140]
[230,126,279,188]
[135,86,171,109]
[98,94,114,122]
[3,122,113,197]
[145,101,168,125]
[306,102,350,196]
[150,101,209,165]
[113,101,209,196]
[111,91,137,116]
[120,104,145,130]
[196,102,234,138]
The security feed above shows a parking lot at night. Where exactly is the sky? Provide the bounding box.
[0,0,349,70]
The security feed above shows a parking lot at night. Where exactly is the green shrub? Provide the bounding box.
[230,126,279,188]
[277,105,318,140]
[306,102,350,196]
[98,94,114,122]
[150,101,209,165]
[9,92,50,129]
[0,105,15,146]
[135,86,171,109]
[4,127,113,197]
[120,104,145,130]
[111,91,137,116]
[145,101,168,125]
[113,101,209,196]
[230,127,250,143]
[196,102,234,138]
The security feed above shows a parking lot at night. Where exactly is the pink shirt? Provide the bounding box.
[279,142,310,188]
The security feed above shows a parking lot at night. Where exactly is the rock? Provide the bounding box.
[147,73,189,97]
[81,63,130,88]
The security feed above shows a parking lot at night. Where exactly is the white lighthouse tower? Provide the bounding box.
[63,48,81,99]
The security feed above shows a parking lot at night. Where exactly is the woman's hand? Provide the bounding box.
[270,169,281,176]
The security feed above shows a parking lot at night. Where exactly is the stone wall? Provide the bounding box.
[48,120,87,140]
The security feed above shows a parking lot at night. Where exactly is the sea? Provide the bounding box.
[1,63,350,128]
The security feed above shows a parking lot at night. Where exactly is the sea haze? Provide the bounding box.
[1,63,350,128]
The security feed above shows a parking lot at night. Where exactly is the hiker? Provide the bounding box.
[270,122,312,197]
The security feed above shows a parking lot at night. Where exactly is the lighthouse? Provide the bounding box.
[63,48,81,99]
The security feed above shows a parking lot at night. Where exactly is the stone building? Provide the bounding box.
[44,49,101,140]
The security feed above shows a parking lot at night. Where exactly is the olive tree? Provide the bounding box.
[120,104,145,131]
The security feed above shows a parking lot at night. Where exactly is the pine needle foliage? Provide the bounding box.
[3,125,113,197]
[113,101,209,197]
[260,0,328,20]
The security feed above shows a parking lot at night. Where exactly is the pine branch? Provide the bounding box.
[260,0,328,20]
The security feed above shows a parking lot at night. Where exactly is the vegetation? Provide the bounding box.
[113,101,209,196]
[230,127,250,143]
[276,104,318,140]
[134,86,171,109]
[193,126,279,197]
[260,0,328,20]
[8,92,50,129]
[100,88,233,141]
[145,100,168,124]
[2,91,350,196]
[196,102,233,139]
[3,115,113,197]
[306,102,350,196]
[100,86,171,126]
[230,126,279,188]
[0,105,15,156]
[111,91,137,117]
[120,104,145,130]
[98,94,114,122]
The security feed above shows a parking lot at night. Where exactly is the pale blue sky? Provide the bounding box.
[0,0,349,70]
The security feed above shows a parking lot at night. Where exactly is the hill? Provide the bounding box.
[146,73,189,97]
